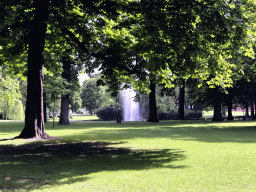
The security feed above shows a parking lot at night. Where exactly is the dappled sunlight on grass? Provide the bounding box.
[42,120,256,144]
[1,120,256,191]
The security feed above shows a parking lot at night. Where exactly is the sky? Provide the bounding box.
[78,73,89,85]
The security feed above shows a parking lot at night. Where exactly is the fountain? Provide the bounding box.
[121,88,140,121]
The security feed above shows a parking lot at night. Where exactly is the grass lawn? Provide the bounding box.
[202,110,246,118]
[47,115,100,122]
[1,120,256,191]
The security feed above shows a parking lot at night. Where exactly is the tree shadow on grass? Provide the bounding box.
[0,141,186,191]
[61,121,256,143]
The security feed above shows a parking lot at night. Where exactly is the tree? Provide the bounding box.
[70,90,82,113]
[0,75,23,120]
[0,0,130,138]
[96,0,256,123]
[177,80,185,120]
[59,57,72,125]
[147,80,159,122]
[44,71,70,127]
[1,0,255,137]
[81,78,101,114]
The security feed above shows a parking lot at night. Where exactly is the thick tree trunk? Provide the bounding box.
[147,80,159,122]
[178,79,185,120]
[17,1,51,139]
[212,88,223,121]
[227,94,234,120]
[59,57,71,125]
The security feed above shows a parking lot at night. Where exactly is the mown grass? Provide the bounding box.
[0,120,256,191]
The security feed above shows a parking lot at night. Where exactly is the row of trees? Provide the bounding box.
[0,0,256,139]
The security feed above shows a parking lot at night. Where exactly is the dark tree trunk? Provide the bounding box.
[59,96,70,125]
[59,57,71,125]
[17,1,51,139]
[251,101,254,118]
[212,88,223,121]
[254,95,256,119]
[147,80,159,122]
[43,92,47,123]
[178,79,185,120]
[227,93,234,120]
[245,102,249,117]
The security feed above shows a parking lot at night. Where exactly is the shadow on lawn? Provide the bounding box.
[0,141,186,191]
[60,121,256,143]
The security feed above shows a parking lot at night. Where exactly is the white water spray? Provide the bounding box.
[121,88,140,121]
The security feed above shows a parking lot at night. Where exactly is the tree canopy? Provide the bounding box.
[0,0,256,138]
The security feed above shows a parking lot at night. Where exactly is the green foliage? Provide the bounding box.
[81,77,102,114]
[44,72,71,102]
[96,107,120,121]
[70,90,82,113]
[158,109,202,120]
[81,75,116,114]
[0,75,24,120]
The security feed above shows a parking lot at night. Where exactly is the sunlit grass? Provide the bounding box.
[1,120,256,191]
[47,115,100,122]
[203,110,248,118]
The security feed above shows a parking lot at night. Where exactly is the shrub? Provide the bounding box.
[96,107,120,121]
[158,110,202,120]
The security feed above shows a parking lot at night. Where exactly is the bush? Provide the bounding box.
[158,111,178,120]
[96,107,120,121]
[158,110,202,120]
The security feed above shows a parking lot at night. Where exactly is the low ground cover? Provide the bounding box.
[0,120,256,191]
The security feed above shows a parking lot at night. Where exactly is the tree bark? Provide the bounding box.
[254,95,256,119]
[147,80,159,122]
[17,1,51,139]
[245,102,249,117]
[59,57,71,125]
[250,101,254,118]
[227,93,234,120]
[178,79,185,120]
[212,88,223,121]
[43,92,47,123]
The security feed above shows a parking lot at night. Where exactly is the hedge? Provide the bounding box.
[96,107,121,121]
[158,110,202,120]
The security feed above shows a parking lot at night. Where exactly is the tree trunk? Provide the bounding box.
[254,95,256,119]
[251,101,254,118]
[17,1,51,139]
[59,57,71,125]
[212,88,223,121]
[227,93,234,120]
[147,80,159,122]
[178,79,185,120]
[43,92,47,123]
[245,102,249,117]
